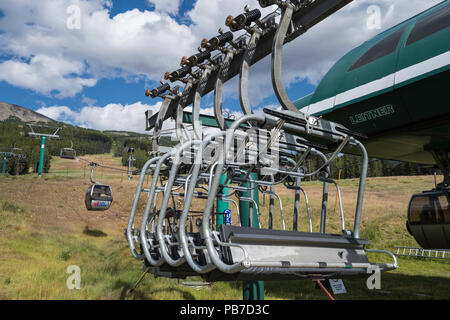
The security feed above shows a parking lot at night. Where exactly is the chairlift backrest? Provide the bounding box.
[60,148,76,159]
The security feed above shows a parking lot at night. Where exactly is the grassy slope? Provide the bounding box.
[0,154,448,300]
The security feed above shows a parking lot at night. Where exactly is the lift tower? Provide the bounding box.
[27,124,61,177]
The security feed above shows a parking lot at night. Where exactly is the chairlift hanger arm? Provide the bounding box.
[145,0,353,130]
[89,163,99,184]
[192,63,219,140]
[236,12,264,116]
[176,80,195,142]
[213,34,246,130]
[151,89,181,153]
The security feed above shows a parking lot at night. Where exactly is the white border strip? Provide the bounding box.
[306,96,335,115]
[335,74,395,106]
[300,50,450,115]
[395,50,450,84]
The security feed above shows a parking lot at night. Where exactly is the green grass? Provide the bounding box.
[2,200,25,213]
[1,200,448,300]
[0,156,449,300]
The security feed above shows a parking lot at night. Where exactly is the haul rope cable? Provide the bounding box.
[78,157,132,174]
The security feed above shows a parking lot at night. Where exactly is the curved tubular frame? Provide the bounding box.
[193,66,213,140]
[238,196,262,229]
[284,157,313,232]
[202,114,266,274]
[284,157,302,231]
[176,81,195,143]
[139,152,173,267]
[238,27,262,116]
[126,156,161,260]
[300,187,313,232]
[352,138,368,239]
[319,176,345,232]
[271,2,303,113]
[153,94,178,153]
[277,137,368,237]
[178,132,226,274]
[89,164,99,184]
[270,192,283,229]
[156,140,202,267]
[293,174,301,231]
[219,196,241,226]
[269,175,275,229]
[262,137,348,179]
[365,248,399,270]
[214,49,235,130]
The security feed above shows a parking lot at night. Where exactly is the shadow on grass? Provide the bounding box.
[263,273,450,300]
[83,226,107,237]
[112,280,148,300]
[113,280,196,300]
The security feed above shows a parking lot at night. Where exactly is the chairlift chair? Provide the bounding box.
[11,143,26,160]
[126,0,399,283]
[60,140,76,159]
[192,115,397,281]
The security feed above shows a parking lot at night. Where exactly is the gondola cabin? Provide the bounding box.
[85,184,113,211]
[407,189,450,249]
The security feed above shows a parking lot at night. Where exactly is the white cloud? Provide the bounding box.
[186,0,275,34]
[37,105,76,122]
[0,0,195,97]
[0,55,96,97]
[37,101,165,133]
[81,96,97,106]
[0,0,442,103]
[147,0,181,15]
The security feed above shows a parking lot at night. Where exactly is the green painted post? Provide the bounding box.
[2,152,6,174]
[240,171,264,300]
[38,136,46,177]
[216,173,230,230]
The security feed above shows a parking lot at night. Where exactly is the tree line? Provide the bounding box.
[114,135,177,169]
[0,116,112,174]
[1,115,438,178]
[304,152,437,180]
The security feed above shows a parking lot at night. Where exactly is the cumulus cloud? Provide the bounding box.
[147,0,181,15]
[37,101,164,133]
[0,55,96,97]
[0,0,442,103]
[0,0,195,97]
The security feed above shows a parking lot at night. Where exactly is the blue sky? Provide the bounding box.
[0,0,194,113]
[0,0,441,132]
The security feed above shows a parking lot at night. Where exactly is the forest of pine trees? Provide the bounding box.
[1,116,439,178]
[115,135,177,169]
[0,116,112,174]
[305,152,436,180]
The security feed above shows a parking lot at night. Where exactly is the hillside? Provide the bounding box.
[0,104,160,175]
[0,155,449,300]
[0,102,55,123]
[0,117,113,174]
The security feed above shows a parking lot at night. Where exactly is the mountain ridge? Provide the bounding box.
[0,102,55,123]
